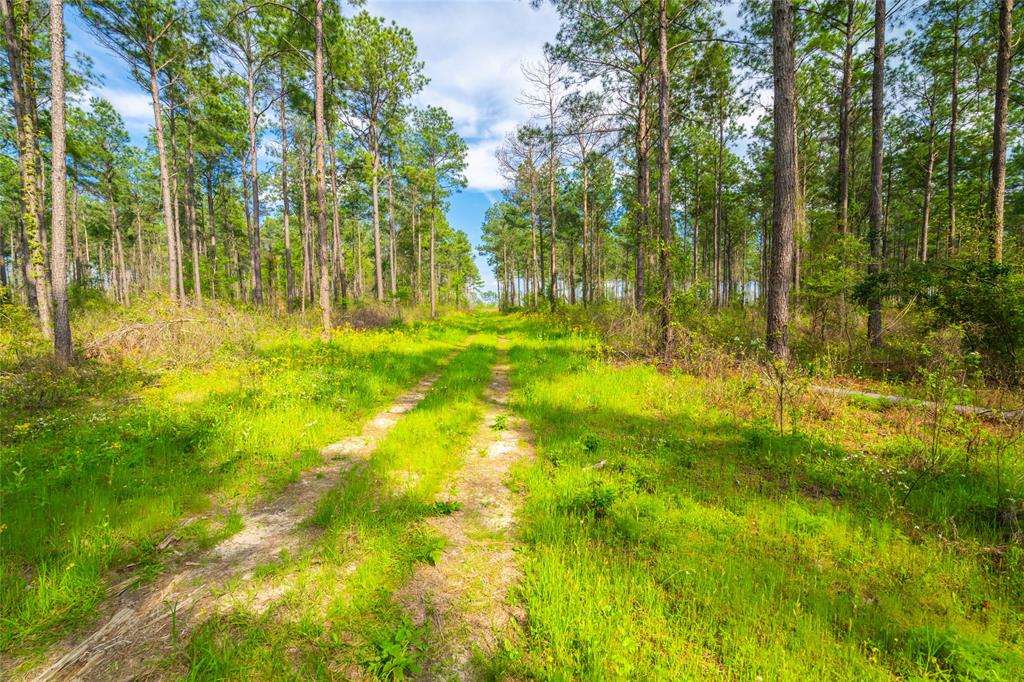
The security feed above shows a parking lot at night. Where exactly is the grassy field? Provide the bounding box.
[498,315,1024,680]
[0,303,473,653]
[2,307,1023,679]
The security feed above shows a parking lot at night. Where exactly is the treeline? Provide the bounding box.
[1,0,480,362]
[479,0,1020,367]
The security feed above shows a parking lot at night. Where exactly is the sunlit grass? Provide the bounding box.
[499,315,1024,680]
[0,315,469,653]
[4,308,1022,680]
[175,335,499,678]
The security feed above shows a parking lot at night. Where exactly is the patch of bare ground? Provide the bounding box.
[396,339,534,680]
[13,352,461,682]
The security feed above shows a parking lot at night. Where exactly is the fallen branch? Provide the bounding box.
[811,385,1023,421]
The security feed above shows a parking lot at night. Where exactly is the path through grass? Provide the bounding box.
[176,331,501,678]
[5,310,1023,680]
[0,318,471,657]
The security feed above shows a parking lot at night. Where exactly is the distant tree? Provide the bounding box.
[411,106,467,318]
[77,0,186,303]
[342,11,425,302]
[520,56,566,309]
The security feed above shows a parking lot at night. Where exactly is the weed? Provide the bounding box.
[560,482,618,519]
[414,536,447,566]
[362,620,428,680]
[425,500,462,516]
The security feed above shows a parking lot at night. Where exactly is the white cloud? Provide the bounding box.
[364,0,559,192]
[464,138,504,192]
[78,85,155,141]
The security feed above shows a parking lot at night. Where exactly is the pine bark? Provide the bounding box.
[767,0,797,359]
[146,44,179,302]
[867,0,886,348]
[314,0,331,333]
[838,0,855,235]
[989,0,1013,263]
[50,0,71,361]
[279,73,294,309]
[657,0,672,355]
[947,1,960,256]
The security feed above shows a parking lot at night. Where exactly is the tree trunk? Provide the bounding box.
[113,208,129,305]
[867,0,886,348]
[329,138,347,301]
[387,169,397,298]
[530,168,539,306]
[49,0,71,361]
[2,0,51,334]
[430,192,437,318]
[134,200,145,290]
[548,116,558,309]
[713,111,724,307]
[0,222,7,300]
[71,179,83,285]
[411,185,419,303]
[989,0,1012,263]
[169,95,186,300]
[635,58,649,310]
[246,57,263,304]
[568,240,576,304]
[947,1,960,256]
[657,0,672,354]
[580,154,590,304]
[838,0,855,234]
[314,0,331,333]
[300,146,311,311]
[145,48,179,303]
[767,0,797,359]
[279,73,294,310]
[206,170,217,299]
[186,112,201,302]
[692,161,700,285]
[370,122,384,301]
[921,104,936,262]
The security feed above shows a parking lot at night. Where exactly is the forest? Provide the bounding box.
[2,0,1024,680]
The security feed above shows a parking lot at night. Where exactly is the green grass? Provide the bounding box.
[0,312,472,654]
[4,307,1023,680]
[494,314,1024,680]
[175,332,500,679]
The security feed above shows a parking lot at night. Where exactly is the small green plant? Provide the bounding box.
[757,354,808,436]
[425,499,462,516]
[492,414,508,430]
[560,482,618,518]
[363,620,428,681]
[905,626,1021,681]
[413,536,447,566]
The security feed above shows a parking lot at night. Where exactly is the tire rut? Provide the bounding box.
[18,348,465,682]
[397,338,535,680]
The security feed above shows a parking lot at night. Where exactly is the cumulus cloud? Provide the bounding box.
[98,88,154,124]
[365,0,559,192]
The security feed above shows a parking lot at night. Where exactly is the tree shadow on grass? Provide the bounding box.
[501,338,1024,679]
[173,342,499,678]
[0,339,457,655]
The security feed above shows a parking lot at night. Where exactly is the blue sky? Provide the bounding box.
[66,0,562,292]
